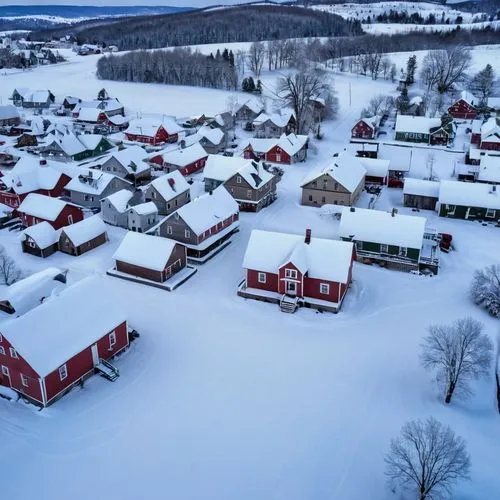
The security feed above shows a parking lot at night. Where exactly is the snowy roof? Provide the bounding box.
[439,180,500,210]
[481,117,500,140]
[60,215,107,247]
[358,116,380,130]
[74,99,122,115]
[339,207,426,249]
[359,157,390,179]
[101,189,133,212]
[0,105,20,121]
[64,96,80,105]
[160,142,208,167]
[395,115,441,134]
[378,144,411,172]
[409,96,422,106]
[477,155,500,183]
[0,267,65,317]
[75,107,105,122]
[149,170,190,202]
[204,155,253,182]
[173,185,238,235]
[458,90,476,106]
[22,90,52,104]
[78,134,106,151]
[236,99,263,115]
[107,115,129,126]
[125,118,182,138]
[13,87,30,98]
[253,110,294,128]
[471,119,482,134]
[113,232,177,271]
[20,221,59,248]
[0,161,66,195]
[276,133,308,156]
[403,178,440,198]
[128,201,158,216]
[184,125,225,148]
[487,97,500,110]
[0,275,126,377]
[301,152,366,193]
[66,170,127,195]
[18,193,68,221]
[242,229,353,283]
[105,145,150,174]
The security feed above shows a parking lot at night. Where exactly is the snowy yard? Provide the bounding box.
[1,46,500,500]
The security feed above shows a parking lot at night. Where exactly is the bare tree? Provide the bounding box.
[421,317,493,404]
[385,417,471,500]
[470,264,500,318]
[0,245,24,285]
[247,41,265,78]
[470,64,497,106]
[361,94,394,118]
[420,46,472,94]
[275,68,333,134]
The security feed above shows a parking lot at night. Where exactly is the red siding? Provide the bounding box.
[351,120,375,139]
[278,262,303,296]
[246,269,279,292]
[198,213,239,243]
[169,156,208,176]
[20,203,84,229]
[125,126,178,146]
[480,141,500,151]
[303,277,341,302]
[265,146,291,165]
[448,99,477,120]
[471,133,481,145]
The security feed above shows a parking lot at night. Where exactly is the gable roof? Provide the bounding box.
[104,145,150,175]
[236,99,263,115]
[395,115,441,134]
[20,221,60,249]
[101,189,134,212]
[66,170,129,195]
[0,275,126,378]
[301,152,366,193]
[481,117,500,142]
[22,90,53,104]
[18,193,68,221]
[242,229,353,283]
[339,207,426,249]
[356,116,380,130]
[477,155,500,183]
[359,157,390,179]
[125,117,182,138]
[159,142,208,167]
[253,110,294,128]
[149,170,190,202]
[60,215,107,247]
[184,125,225,148]
[204,155,252,182]
[457,90,476,106]
[439,180,500,210]
[128,201,158,216]
[113,232,178,271]
[403,178,440,198]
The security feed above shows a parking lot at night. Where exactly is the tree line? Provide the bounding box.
[96,48,238,90]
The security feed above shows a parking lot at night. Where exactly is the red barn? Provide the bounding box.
[0,275,129,407]
[149,142,208,175]
[125,118,182,145]
[238,229,354,313]
[351,116,380,139]
[448,91,477,120]
[17,193,84,229]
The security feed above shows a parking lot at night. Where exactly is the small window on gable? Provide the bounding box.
[185,229,191,239]
[380,244,388,253]
[236,176,242,184]
[9,348,18,359]
[399,247,407,257]
[258,272,266,283]
[167,225,173,235]
[0,346,5,355]
[59,364,68,381]
[109,331,116,349]
[21,374,29,387]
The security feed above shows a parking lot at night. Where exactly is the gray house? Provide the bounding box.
[100,145,151,184]
[127,202,158,233]
[65,170,133,209]
[234,100,263,123]
[144,171,190,216]
[100,189,142,227]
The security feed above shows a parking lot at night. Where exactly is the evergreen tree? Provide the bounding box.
[242,77,249,92]
[215,48,222,61]
[222,48,229,61]
[229,50,235,67]
[256,79,263,94]
[470,64,496,106]
[248,76,256,92]
[406,54,417,85]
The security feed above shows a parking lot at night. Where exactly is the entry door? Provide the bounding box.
[91,344,99,366]
[286,281,297,296]
[1,366,11,387]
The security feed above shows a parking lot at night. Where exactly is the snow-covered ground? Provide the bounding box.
[1,46,500,500]
[363,20,500,35]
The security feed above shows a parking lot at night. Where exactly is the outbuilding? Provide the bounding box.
[20,221,60,258]
[403,178,440,211]
[58,215,108,256]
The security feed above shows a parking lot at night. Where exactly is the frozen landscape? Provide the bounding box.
[1,7,500,500]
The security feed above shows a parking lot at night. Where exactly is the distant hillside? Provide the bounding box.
[33,5,363,49]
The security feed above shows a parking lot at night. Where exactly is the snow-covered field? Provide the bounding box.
[1,47,500,500]
[363,20,500,35]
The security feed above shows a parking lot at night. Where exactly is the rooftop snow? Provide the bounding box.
[359,157,390,179]
[242,229,353,283]
[149,170,190,202]
[60,215,107,247]
[129,201,158,216]
[113,231,178,271]
[159,143,208,167]
[125,117,182,138]
[439,180,500,210]
[18,193,68,221]
[477,155,500,183]
[105,145,150,174]
[20,221,59,248]
[403,178,440,198]
[395,115,441,134]
[339,207,426,249]
[66,170,128,195]
[101,189,133,212]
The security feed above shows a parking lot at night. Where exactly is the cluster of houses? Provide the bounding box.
[0,36,63,68]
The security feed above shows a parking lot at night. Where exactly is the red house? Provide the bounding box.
[17,193,84,229]
[243,134,308,165]
[238,229,354,313]
[0,159,71,209]
[149,142,208,175]
[0,275,129,407]
[448,91,477,120]
[124,118,182,146]
[351,116,380,139]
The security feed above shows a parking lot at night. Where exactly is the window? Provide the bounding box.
[247,189,252,198]
[1,366,9,376]
[380,244,388,253]
[308,195,313,202]
[258,272,266,283]
[21,374,29,387]
[68,214,73,224]
[185,229,190,239]
[151,191,156,199]
[236,175,242,184]
[27,238,36,248]
[334,182,339,190]
[321,196,326,203]
[166,225,173,235]
[9,348,18,359]
[285,269,297,279]
[174,213,180,220]
[356,241,363,250]
[320,283,330,295]
[175,199,178,207]
[447,204,456,215]
[399,247,407,257]
[59,364,68,381]
[109,331,116,349]
[486,208,495,218]
[276,154,281,162]
[0,346,5,355]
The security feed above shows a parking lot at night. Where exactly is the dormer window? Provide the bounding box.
[285,269,297,279]
[236,176,242,184]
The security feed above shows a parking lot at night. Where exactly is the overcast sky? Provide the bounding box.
[6,0,241,6]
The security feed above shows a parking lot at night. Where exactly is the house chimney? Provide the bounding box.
[305,228,311,244]
[39,159,47,166]
[391,208,398,217]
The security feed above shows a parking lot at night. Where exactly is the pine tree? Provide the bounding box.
[242,77,249,92]
[470,64,496,106]
[222,48,229,62]
[406,54,417,85]
[256,79,263,94]
[229,50,235,67]
[248,76,256,92]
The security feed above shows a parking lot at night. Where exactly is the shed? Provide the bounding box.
[58,215,108,256]
[20,221,60,258]
[403,178,440,211]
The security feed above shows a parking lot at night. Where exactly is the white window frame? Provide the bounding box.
[59,364,68,381]
[68,214,73,224]
[380,244,389,254]
[399,246,408,257]
[21,374,29,387]
[166,225,173,235]
[258,272,266,283]
[0,346,5,355]
[236,175,242,184]
[485,208,495,218]
[185,229,191,239]
[275,154,281,162]
[285,269,297,279]
[109,331,116,349]
[320,283,330,295]
[9,348,18,359]
[447,204,456,215]
[1,366,9,376]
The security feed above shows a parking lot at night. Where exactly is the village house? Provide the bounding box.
[208,112,235,133]
[65,170,133,209]
[110,232,193,289]
[153,186,239,263]
[127,202,158,233]
[100,146,151,184]
[20,221,60,258]
[10,89,55,109]
[144,171,190,216]
[17,193,84,229]
[62,96,81,113]
[351,116,380,140]
[301,152,366,207]
[0,105,21,127]
[438,180,500,222]
[234,99,264,123]
[448,91,478,120]
[72,98,124,123]
[253,111,296,138]
[471,117,500,151]
[149,142,208,176]
[0,275,128,407]
[203,155,277,212]
[10,88,30,106]
[394,115,454,145]
[238,229,354,314]
[16,133,38,149]
[183,125,226,154]
[58,215,108,256]
[359,157,390,186]
[100,189,141,227]
[124,118,181,145]
[242,133,308,164]
[476,155,500,184]
[403,178,440,211]
[0,268,67,316]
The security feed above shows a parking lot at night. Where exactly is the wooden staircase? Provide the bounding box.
[280,294,298,314]
[95,359,120,381]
